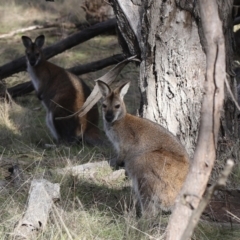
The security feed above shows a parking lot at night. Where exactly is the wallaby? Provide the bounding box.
[22,35,100,145]
[97,80,190,215]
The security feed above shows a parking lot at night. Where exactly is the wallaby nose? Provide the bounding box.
[105,111,114,123]
[29,60,36,66]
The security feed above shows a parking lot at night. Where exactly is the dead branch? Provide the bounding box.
[234,16,240,25]
[56,55,139,120]
[0,18,117,80]
[56,161,109,177]
[6,82,34,99]
[166,0,226,239]
[68,53,125,75]
[6,53,126,98]
[51,204,74,240]
[56,161,125,183]
[234,0,240,5]
[181,159,234,240]
[13,179,60,240]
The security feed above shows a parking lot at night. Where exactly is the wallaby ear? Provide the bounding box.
[116,82,130,99]
[97,80,112,98]
[35,35,45,48]
[22,36,32,48]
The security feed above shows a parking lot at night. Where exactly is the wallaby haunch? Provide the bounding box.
[22,35,100,145]
[97,80,190,215]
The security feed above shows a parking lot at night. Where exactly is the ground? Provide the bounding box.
[0,1,240,239]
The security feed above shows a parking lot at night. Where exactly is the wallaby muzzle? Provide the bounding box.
[28,58,37,66]
[105,111,114,123]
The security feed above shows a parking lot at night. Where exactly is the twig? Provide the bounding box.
[226,210,240,223]
[180,159,234,240]
[224,77,240,111]
[52,204,74,240]
[56,55,139,120]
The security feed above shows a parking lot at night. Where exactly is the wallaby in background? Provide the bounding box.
[97,80,190,215]
[22,35,100,145]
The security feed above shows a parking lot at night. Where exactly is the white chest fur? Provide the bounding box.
[27,62,41,92]
[104,122,120,153]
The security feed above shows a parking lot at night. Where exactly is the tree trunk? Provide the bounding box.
[112,0,233,238]
[112,1,206,157]
[111,0,233,157]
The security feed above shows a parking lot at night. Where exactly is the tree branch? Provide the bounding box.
[6,53,125,98]
[234,16,240,25]
[68,53,125,75]
[234,0,240,5]
[166,0,226,239]
[0,18,117,80]
[180,159,234,240]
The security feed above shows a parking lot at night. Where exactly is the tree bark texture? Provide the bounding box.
[112,0,231,238]
[112,0,206,157]
[166,0,226,237]
[112,0,234,157]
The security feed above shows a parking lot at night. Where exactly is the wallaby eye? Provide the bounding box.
[102,104,107,108]
[115,104,120,109]
[36,53,40,57]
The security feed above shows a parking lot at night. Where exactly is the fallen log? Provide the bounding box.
[6,53,126,98]
[13,179,60,240]
[56,161,126,183]
[57,161,109,177]
[0,18,117,80]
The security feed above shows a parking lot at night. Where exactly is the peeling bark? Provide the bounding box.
[112,0,232,238]
[112,0,206,157]
[112,0,234,157]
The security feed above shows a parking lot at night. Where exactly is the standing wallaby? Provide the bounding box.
[22,35,100,145]
[97,80,190,215]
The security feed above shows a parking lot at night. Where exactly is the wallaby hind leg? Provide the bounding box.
[53,114,79,143]
[46,111,58,141]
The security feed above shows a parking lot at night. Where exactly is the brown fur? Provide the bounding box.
[97,80,190,215]
[22,35,100,145]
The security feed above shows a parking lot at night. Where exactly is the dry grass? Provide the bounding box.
[0,1,145,239]
[0,1,240,239]
[0,97,164,239]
